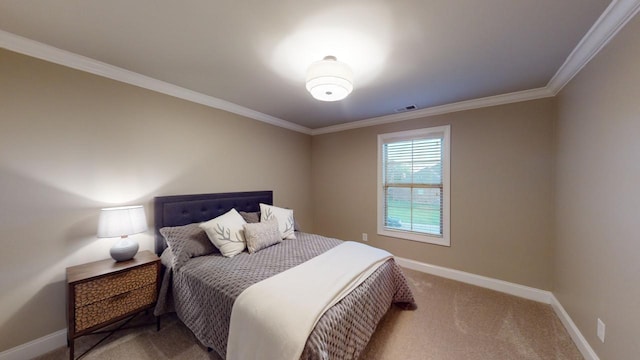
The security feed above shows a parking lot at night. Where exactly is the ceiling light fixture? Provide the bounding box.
[305,56,353,102]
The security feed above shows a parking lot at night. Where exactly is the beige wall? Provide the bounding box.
[555,13,640,360]
[0,49,312,352]
[311,99,556,290]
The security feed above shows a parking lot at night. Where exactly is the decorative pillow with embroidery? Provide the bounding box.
[199,208,247,257]
[243,219,282,254]
[259,203,296,240]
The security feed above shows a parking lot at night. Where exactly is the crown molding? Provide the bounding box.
[547,0,640,95]
[311,87,553,135]
[0,30,312,135]
[2,0,639,136]
[313,0,640,135]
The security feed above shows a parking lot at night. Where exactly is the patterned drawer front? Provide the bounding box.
[75,263,156,307]
[75,283,157,332]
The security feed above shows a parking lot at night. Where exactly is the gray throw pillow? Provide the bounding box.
[243,219,282,254]
[240,210,302,231]
[160,223,217,269]
[239,211,261,224]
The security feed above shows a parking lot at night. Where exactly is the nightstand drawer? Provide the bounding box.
[75,283,157,332]
[74,263,157,307]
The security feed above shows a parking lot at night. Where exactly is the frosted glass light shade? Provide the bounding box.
[306,56,353,102]
[98,205,147,262]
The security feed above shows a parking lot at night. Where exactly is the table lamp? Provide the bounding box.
[97,205,148,262]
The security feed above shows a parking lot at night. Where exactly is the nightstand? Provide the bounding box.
[66,250,160,360]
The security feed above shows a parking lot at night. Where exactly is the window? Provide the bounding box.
[377,125,450,246]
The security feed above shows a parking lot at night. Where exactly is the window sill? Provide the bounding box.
[378,228,450,247]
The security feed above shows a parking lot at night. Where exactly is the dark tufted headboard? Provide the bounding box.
[153,190,273,255]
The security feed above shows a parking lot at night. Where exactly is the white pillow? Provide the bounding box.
[259,203,296,240]
[199,208,247,257]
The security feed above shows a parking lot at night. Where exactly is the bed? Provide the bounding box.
[153,190,416,359]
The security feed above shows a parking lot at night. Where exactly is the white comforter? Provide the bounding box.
[226,241,392,360]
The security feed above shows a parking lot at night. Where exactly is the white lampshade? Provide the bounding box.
[305,56,353,102]
[98,205,147,262]
[98,205,148,238]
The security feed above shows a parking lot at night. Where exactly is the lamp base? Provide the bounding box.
[110,237,139,262]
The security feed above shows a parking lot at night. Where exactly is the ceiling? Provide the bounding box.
[0,0,623,132]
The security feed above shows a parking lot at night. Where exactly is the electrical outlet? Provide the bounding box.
[362,233,368,242]
[597,318,605,343]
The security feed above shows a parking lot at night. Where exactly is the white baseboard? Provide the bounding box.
[394,256,599,360]
[550,294,600,360]
[0,329,66,360]
[394,256,552,303]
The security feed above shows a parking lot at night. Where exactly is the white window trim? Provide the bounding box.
[377,125,451,246]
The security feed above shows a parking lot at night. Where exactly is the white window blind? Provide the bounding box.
[377,126,450,246]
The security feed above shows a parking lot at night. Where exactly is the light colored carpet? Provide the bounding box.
[34,268,582,360]
[359,269,582,360]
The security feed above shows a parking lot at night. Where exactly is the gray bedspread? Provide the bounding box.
[155,232,416,359]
